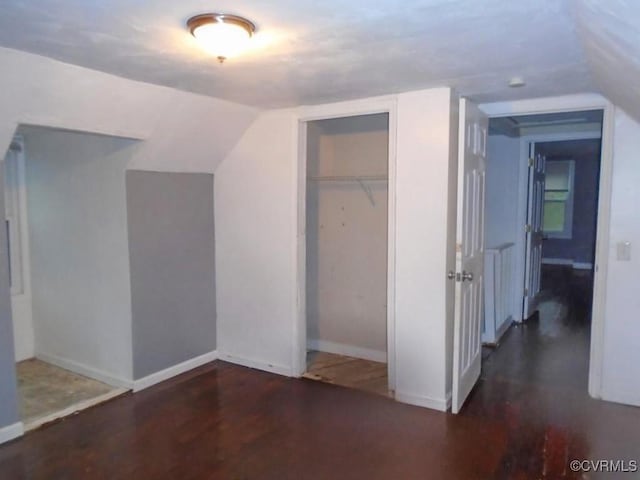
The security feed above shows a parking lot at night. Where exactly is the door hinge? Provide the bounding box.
[524,287,529,296]
[528,157,534,167]
[525,224,532,233]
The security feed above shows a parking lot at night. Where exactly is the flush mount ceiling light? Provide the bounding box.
[187,13,256,63]
[508,76,526,88]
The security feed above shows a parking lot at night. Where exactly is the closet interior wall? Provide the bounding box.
[306,114,389,361]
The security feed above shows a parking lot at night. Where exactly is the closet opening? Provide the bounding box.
[3,126,137,431]
[302,113,391,397]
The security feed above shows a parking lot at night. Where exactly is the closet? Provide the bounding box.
[304,113,389,396]
[3,126,136,431]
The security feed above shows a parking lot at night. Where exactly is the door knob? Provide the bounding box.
[461,271,473,282]
[447,271,456,280]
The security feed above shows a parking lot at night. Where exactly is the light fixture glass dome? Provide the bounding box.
[187,14,255,62]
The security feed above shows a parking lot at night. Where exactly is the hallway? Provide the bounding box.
[462,265,638,478]
[477,265,593,392]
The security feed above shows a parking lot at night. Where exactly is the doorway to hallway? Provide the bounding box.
[480,110,603,399]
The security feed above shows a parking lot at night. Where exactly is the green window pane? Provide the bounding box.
[543,201,565,232]
[544,190,569,201]
[546,162,571,189]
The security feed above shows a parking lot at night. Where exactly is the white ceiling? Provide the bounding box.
[0,1,637,112]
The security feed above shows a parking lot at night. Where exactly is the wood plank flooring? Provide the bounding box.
[0,357,638,479]
[0,266,639,478]
[303,351,389,397]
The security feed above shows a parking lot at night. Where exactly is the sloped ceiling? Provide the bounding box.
[0,1,637,112]
[572,0,640,121]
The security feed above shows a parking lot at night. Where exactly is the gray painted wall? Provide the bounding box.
[538,139,601,264]
[127,171,216,379]
[0,163,20,429]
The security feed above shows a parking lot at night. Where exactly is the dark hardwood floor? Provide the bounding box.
[1,266,638,479]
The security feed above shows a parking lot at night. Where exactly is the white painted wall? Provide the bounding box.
[600,109,640,406]
[484,134,521,330]
[0,47,258,174]
[22,127,138,383]
[395,88,458,411]
[215,89,458,411]
[215,110,298,375]
[306,117,388,360]
[485,135,521,248]
[0,47,258,429]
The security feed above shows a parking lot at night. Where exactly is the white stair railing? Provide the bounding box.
[483,242,515,345]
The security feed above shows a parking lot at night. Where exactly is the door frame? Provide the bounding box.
[4,135,34,362]
[481,93,614,400]
[293,96,398,392]
[518,130,602,321]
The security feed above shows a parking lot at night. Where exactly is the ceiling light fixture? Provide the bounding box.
[187,13,256,63]
[508,76,526,88]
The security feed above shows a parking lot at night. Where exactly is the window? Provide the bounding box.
[543,159,575,239]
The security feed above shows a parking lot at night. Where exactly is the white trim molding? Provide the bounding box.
[600,389,640,408]
[296,95,397,122]
[0,422,24,445]
[133,351,218,392]
[395,391,451,412]
[17,118,151,142]
[295,96,398,393]
[480,94,609,117]
[307,339,387,363]
[36,352,133,390]
[218,352,294,377]
[491,317,514,346]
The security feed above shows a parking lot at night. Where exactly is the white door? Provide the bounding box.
[452,98,488,414]
[523,145,545,319]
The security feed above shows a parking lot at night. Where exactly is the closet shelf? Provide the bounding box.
[307,175,388,182]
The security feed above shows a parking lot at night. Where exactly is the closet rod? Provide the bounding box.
[307,175,388,182]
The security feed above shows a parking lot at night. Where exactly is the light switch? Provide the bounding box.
[616,241,631,261]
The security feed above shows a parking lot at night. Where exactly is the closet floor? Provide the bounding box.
[303,351,390,397]
[16,359,127,431]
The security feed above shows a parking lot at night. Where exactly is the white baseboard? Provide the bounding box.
[0,422,24,445]
[600,390,640,408]
[496,316,513,342]
[133,350,218,392]
[307,339,387,363]
[482,316,514,346]
[394,390,450,412]
[542,258,593,270]
[218,352,293,377]
[36,352,133,389]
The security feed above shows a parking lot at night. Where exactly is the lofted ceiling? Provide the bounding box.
[0,1,637,113]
